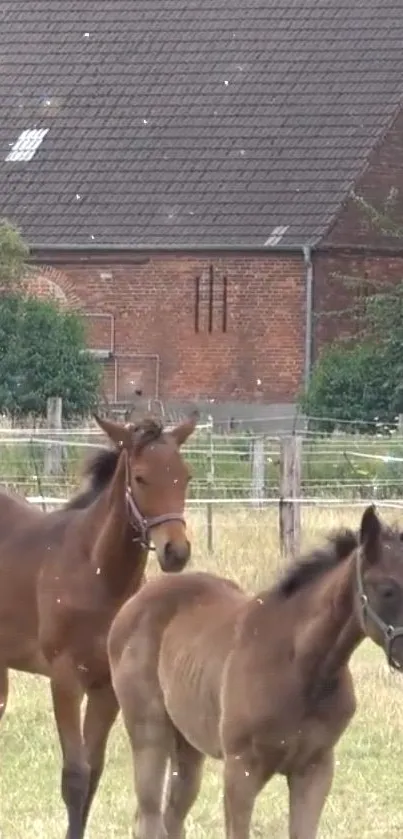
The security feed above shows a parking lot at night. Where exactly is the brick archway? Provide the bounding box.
[25,273,69,305]
[23,266,81,308]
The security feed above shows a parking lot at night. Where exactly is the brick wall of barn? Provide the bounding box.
[313,251,403,359]
[313,108,403,357]
[29,254,306,404]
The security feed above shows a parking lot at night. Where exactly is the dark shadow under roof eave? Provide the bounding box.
[29,240,313,262]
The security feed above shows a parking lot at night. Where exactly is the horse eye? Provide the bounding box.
[380,582,398,601]
[135,475,147,486]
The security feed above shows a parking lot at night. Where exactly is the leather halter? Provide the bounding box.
[356,549,403,670]
[124,452,185,550]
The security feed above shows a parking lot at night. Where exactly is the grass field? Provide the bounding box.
[2,506,403,838]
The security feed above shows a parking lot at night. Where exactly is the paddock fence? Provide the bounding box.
[1,403,403,556]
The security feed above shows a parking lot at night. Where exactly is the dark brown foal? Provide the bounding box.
[0,410,197,838]
[108,505,403,839]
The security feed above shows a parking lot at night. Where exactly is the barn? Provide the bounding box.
[0,1,403,424]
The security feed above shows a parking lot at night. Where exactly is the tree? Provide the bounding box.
[301,279,403,432]
[0,220,101,420]
[300,341,397,433]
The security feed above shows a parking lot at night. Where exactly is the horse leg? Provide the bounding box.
[80,682,119,834]
[0,668,9,721]
[287,750,334,839]
[116,671,173,839]
[223,753,271,839]
[129,713,174,839]
[50,666,89,839]
[163,730,205,839]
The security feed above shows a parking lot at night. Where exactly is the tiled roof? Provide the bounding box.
[0,0,402,247]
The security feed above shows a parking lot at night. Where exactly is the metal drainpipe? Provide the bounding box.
[303,245,313,391]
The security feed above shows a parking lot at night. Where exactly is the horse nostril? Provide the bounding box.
[163,540,191,571]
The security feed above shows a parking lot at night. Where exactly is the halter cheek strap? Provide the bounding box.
[356,549,403,670]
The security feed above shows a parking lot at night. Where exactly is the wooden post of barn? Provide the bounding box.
[44,397,63,476]
[279,435,302,561]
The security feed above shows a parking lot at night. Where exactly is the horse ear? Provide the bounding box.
[170,409,199,447]
[93,414,134,449]
[360,504,381,564]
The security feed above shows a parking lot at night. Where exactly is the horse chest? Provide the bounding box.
[278,678,357,773]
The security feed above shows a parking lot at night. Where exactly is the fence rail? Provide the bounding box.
[2,417,403,556]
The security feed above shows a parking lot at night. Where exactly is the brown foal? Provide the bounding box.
[108,505,403,839]
[0,410,197,839]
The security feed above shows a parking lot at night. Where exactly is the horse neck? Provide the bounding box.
[84,453,147,599]
[295,552,364,688]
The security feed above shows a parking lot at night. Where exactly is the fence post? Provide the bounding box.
[206,414,214,553]
[251,435,265,506]
[398,415,403,435]
[44,396,63,476]
[279,435,302,561]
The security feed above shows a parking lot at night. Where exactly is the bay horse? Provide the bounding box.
[108,505,403,839]
[0,410,197,839]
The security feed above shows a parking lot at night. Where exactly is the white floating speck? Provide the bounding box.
[240,149,245,156]
[143,119,148,125]
[75,193,81,201]
[224,80,229,86]
[256,378,262,386]
[56,598,61,604]
[90,234,95,240]
[83,32,90,38]
[96,567,101,575]
[244,770,250,777]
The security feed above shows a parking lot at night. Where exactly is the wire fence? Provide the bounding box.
[0,418,403,505]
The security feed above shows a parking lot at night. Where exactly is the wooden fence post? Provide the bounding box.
[206,414,214,553]
[44,396,63,476]
[251,436,265,505]
[279,436,302,561]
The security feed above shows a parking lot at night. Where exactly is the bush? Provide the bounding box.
[300,342,396,433]
[0,293,101,420]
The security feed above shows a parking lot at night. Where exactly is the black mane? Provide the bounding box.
[132,417,164,452]
[275,529,358,599]
[64,448,119,510]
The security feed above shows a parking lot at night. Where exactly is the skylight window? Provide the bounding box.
[5,128,49,162]
[264,225,289,246]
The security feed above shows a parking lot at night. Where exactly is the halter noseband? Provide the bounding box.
[356,549,403,670]
[125,488,186,551]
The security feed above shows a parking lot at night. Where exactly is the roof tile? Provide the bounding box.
[0,0,402,246]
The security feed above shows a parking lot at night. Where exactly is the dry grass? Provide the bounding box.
[2,506,403,837]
